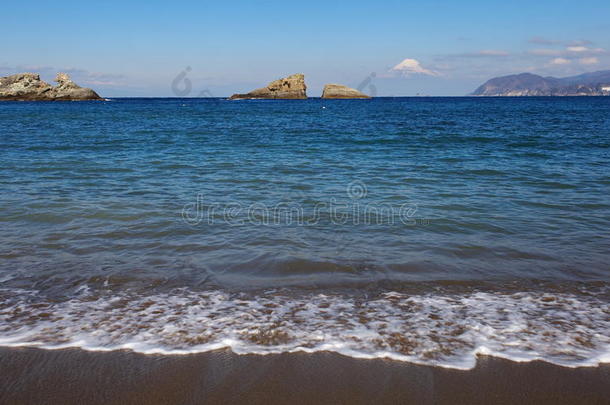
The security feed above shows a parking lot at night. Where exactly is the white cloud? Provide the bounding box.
[579,57,599,65]
[550,58,571,65]
[567,40,593,46]
[391,59,438,76]
[567,46,589,52]
[528,49,561,56]
[443,50,510,58]
[477,50,509,56]
[566,46,605,54]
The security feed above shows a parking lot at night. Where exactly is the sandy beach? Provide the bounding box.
[1,347,608,404]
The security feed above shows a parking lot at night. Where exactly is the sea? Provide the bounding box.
[0,97,609,370]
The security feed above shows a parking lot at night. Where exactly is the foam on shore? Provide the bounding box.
[0,287,608,370]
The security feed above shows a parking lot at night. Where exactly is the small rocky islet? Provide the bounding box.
[229,73,308,99]
[321,84,370,99]
[0,73,102,101]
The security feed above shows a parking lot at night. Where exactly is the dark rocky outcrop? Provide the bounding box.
[230,74,307,99]
[472,70,610,96]
[0,73,102,101]
[321,84,370,99]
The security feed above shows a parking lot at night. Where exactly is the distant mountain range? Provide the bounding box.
[472,70,610,96]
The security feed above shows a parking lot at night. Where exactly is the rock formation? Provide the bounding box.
[0,73,102,101]
[321,84,370,99]
[472,70,610,96]
[230,74,307,99]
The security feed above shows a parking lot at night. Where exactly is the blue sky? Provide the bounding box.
[2,0,609,96]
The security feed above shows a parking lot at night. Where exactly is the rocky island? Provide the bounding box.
[0,73,102,101]
[230,74,307,99]
[472,70,610,96]
[321,84,370,99]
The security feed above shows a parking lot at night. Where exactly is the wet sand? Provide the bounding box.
[0,347,608,404]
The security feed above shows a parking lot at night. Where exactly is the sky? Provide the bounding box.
[2,0,610,97]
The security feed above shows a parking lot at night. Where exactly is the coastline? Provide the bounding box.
[1,347,608,404]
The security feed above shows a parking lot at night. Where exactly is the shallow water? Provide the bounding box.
[0,97,609,368]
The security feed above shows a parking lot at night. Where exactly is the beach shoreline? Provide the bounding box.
[1,347,608,404]
[2,96,610,405]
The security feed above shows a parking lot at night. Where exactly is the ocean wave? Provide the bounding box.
[0,286,608,370]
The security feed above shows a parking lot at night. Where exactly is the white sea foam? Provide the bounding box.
[0,287,608,370]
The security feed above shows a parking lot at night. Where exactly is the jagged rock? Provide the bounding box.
[49,73,102,100]
[230,74,307,99]
[0,72,102,101]
[321,84,370,99]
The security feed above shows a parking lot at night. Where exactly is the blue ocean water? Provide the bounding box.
[0,97,609,368]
